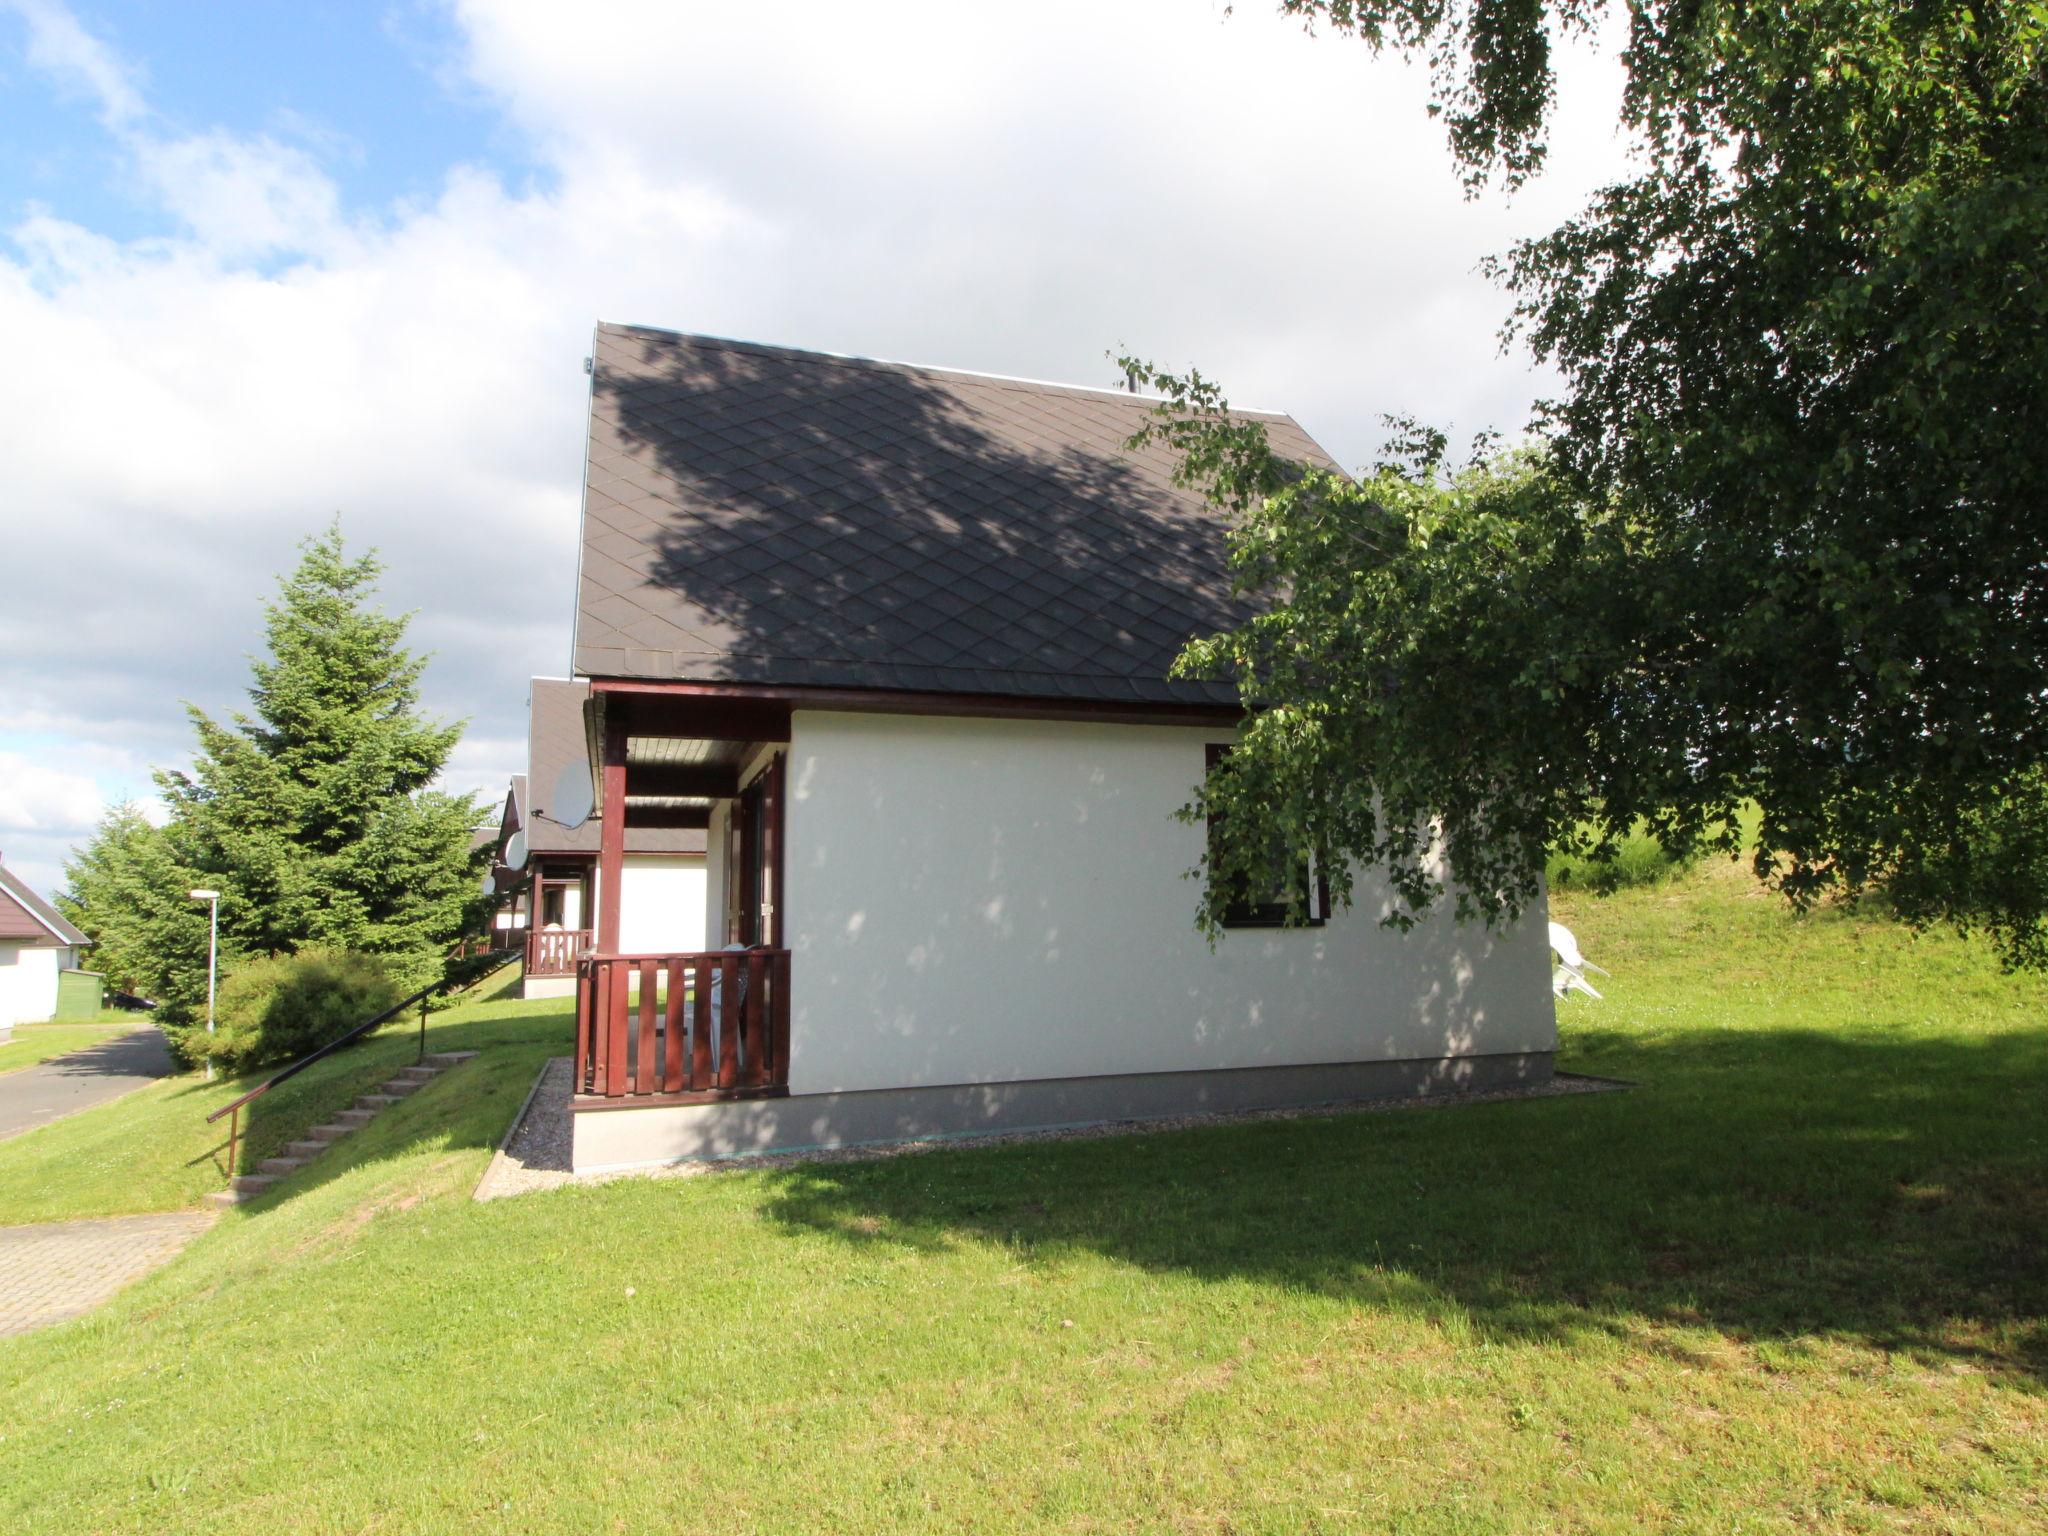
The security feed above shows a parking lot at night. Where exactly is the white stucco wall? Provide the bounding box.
[617,855,707,955]
[0,943,63,1027]
[782,711,1556,1096]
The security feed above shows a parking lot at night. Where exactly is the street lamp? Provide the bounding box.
[189,889,220,1081]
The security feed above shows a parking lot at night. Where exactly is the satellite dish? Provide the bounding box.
[552,761,594,831]
[504,829,529,870]
[479,871,496,898]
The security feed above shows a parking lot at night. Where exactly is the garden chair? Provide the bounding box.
[1548,921,1608,1000]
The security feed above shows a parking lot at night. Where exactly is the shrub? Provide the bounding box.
[195,948,402,1073]
[1546,824,1702,896]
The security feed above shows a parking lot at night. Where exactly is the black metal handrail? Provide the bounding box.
[205,948,519,1179]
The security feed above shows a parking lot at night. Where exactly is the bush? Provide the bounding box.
[1546,824,1702,896]
[190,948,403,1073]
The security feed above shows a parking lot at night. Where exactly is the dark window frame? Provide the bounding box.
[1204,744,1330,929]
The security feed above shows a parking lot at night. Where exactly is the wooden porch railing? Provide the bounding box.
[526,927,593,978]
[574,950,791,1100]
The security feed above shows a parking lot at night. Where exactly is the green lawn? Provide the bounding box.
[0,863,2042,1533]
[0,1016,142,1077]
[0,966,545,1225]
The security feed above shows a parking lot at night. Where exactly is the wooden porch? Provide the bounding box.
[572,682,795,1108]
[525,926,593,978]
[574,949,791,1102]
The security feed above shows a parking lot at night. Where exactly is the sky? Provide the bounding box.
[0,0,1631,899]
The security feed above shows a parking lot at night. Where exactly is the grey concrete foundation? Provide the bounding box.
[571,1051,1554,1172]
[522,975,577,1001]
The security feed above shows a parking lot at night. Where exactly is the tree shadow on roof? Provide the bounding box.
[585,328,1286,703]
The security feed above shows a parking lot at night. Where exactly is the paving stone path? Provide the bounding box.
[0,1211,216,1337]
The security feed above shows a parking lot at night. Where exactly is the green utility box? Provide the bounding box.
[54,968,106,1019]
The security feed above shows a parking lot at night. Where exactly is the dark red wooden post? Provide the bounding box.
[605,962,629,1098]
[691,957,712,1090]
[636,960,657,1094]
[662,958,686,1093]
[576,959,594,1093]
[769,951,791,1088]
[717,954,740,1088]
[766,750,787,949]
[595,706,627,956]
[742,952,768,1086]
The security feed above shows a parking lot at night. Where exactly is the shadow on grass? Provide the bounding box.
[752,1025,2048,1385]
[213,1000,574,1197]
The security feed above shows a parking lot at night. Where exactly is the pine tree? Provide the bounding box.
[58,803,214,1016]
[154,519,484,998]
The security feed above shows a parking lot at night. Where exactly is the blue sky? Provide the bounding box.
[0,2,519,240]
[0,0,1629,898]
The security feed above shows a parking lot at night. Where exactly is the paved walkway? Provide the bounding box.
[0,1211,216,1337]
[0,1026,175,1142]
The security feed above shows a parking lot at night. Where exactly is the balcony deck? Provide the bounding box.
[573,950,791,1105]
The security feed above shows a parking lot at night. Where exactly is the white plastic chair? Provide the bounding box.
[1548,921,1609,1000]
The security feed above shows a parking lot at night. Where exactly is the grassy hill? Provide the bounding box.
[1,863,2042,1533]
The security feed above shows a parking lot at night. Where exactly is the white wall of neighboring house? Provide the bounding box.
[617,855,708,955]
[0,942,65,1027]
[781,710,1557,1098]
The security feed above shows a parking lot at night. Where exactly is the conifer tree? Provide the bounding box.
[58,803,213,1016]
[148,520,483,998]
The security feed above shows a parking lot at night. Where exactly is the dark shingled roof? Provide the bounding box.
[573,324,1340,706]
[0,861,89,947]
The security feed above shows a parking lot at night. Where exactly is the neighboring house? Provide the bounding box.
[490,678,709,998]
[555,322,1555,1172]
[0,855,93,1031]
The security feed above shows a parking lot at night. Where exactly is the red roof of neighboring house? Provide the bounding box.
[0,860,89,947]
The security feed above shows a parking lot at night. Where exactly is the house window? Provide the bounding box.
[1205,744,1329,928]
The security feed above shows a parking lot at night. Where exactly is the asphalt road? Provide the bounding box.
[0,1027,176,1142]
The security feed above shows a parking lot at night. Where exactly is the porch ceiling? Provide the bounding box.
[625,736,750,767]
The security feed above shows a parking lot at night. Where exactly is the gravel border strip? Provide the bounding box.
[472,1054,564,1202]
[475,1058,1630,1201]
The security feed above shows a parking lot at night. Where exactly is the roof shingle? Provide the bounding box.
[572,325,1340,706]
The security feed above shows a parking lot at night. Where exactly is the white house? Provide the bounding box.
[485,678,710,999]
[0,857,92,1032]
[553,323,1556,1171]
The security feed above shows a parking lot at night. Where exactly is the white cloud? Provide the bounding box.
[0,751,105,834]
[0,0,1631,887]
[2,0,142,125]
[129,129,346,259]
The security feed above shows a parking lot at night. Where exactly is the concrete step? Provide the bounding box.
[284,1140,329,1158]
[396,1066,440,1083]
[230,1174,277,1196]
[424,1051,478,1067]
[307,1124,354,1142]
[380,1079,421,1098]
[355,1094,400,1110]
[336,1108,377,1126]
[257,1157,305,1176]
[203,1189,245,1208]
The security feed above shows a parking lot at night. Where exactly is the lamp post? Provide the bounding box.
[189,889,220,1081]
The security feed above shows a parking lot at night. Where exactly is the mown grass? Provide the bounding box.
[0,864,2043,1533]
[0,1018,139,1077]
[0,979,561,1225]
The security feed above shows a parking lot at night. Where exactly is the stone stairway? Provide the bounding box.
[206,1051,479,1208]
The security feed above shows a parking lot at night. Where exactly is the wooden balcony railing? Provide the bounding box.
[574,950,791,1101]
[526,927,593,978]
